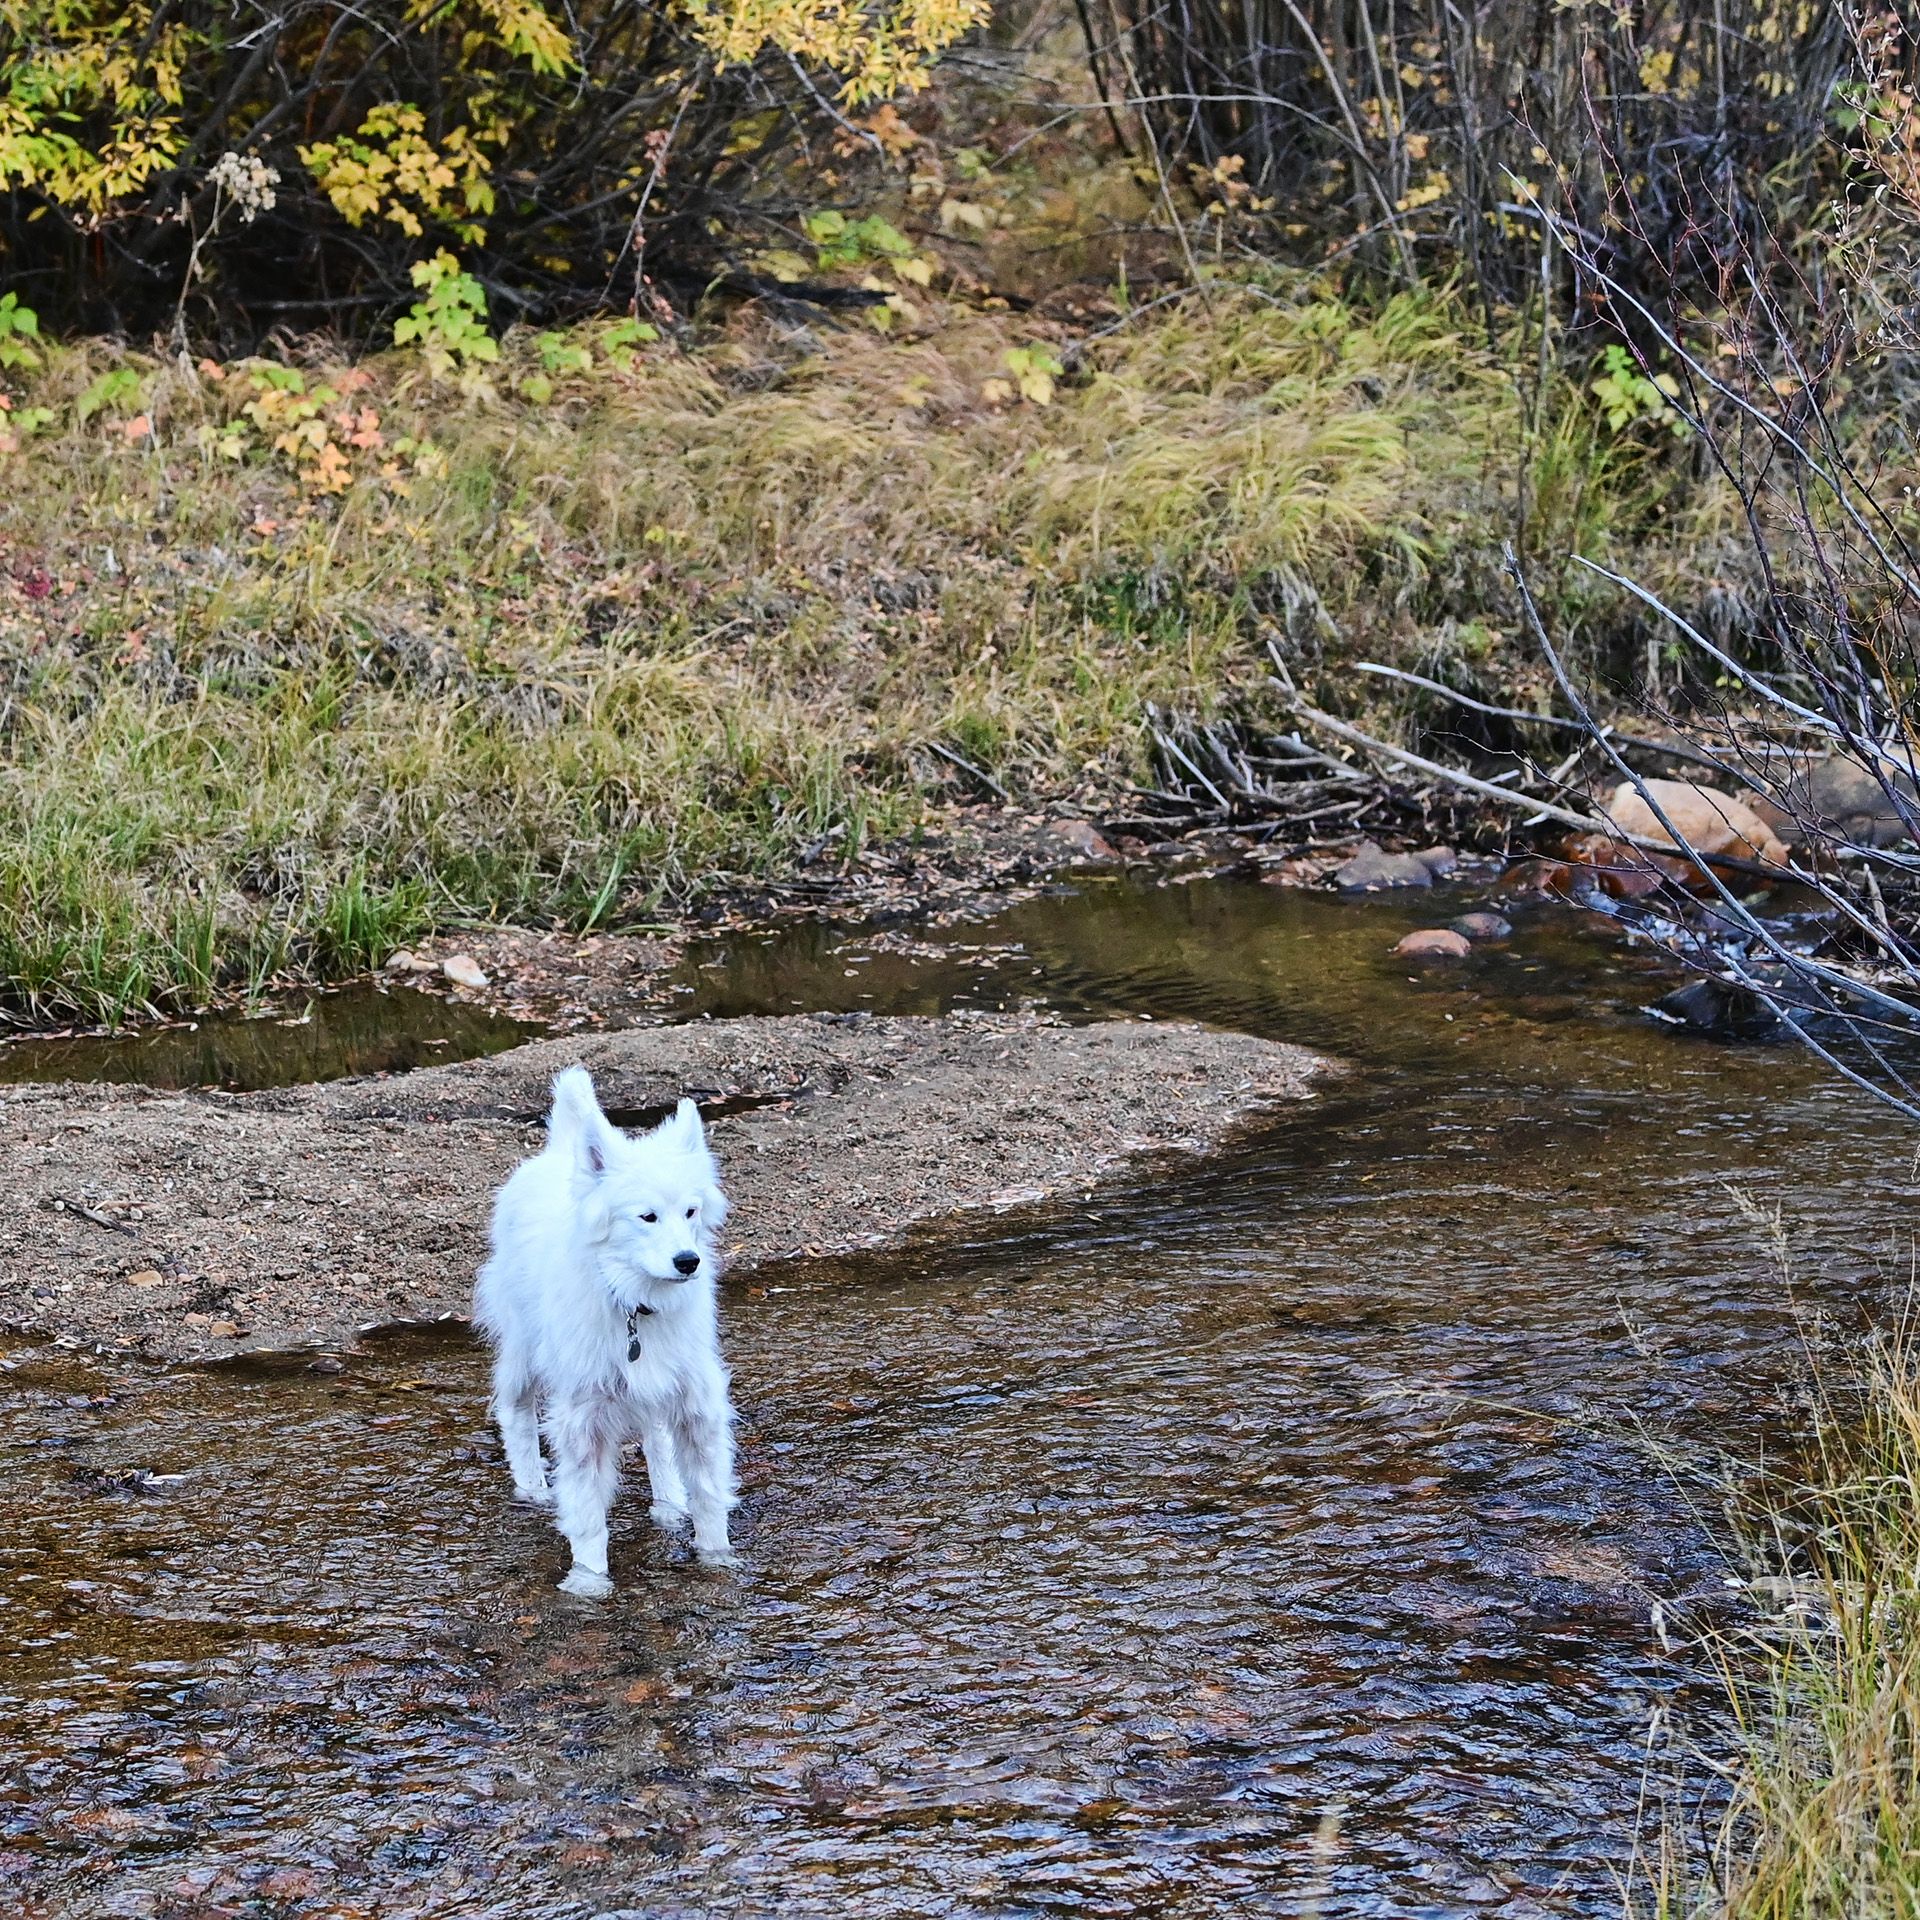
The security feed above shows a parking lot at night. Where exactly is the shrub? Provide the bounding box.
[1093,0,1868,306]
[0,0,986,342]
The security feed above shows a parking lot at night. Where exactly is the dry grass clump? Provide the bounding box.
[1640,1291,1920,1916]
[0,288,1508,1024]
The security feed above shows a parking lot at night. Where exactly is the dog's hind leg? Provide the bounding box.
[673,1393,739,1567]
[549,1395,622,1598]
[640,1420,690,1532]
[491,1346,551,1507]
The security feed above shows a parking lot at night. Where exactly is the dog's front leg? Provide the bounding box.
[548,1396,622,1598]
[673,1391,738,1566]
[640,1419,690,1532]
[490,1348,551,1506]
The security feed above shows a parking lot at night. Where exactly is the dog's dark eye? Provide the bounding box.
[685,1205,696,1218]
[639,1211,658,1224]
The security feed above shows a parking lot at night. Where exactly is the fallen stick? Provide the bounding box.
[1352,662,1728,773]
[1262,729,1370,780]
[1278,688,1615,833]
[54,1197,137,1235]
[925,740,1009,802]
[1152,726,1232,811]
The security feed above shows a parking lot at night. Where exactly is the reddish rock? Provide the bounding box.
[1556,832,1697,895]
[1393,928,1472,961]
[1597,863,1669,899]
[1600,778,1790,868]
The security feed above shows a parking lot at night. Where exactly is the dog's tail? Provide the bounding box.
[548,1065,617,1177]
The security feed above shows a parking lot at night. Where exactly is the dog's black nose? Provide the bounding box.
[672,1251,701,1276]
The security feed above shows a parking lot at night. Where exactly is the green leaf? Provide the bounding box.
[75,367,143,423]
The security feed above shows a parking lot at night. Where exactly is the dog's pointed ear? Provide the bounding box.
[659,1096,707,1152]
[548,1066,616,1179]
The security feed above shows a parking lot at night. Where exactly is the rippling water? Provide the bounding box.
[2,875,1908,1918]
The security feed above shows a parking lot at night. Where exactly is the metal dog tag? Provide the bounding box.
[626,1299,653,1363]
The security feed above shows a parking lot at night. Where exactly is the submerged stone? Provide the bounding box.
[1048,818,1119,862]
[1450,911,1514,942]
[1647,976,1780,1039]
[1394,928,1472,961]
[1335,841,1433,890]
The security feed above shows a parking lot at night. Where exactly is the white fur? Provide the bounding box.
[474,1068,737,1597]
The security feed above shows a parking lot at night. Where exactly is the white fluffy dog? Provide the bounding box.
[475,1067,737,1597]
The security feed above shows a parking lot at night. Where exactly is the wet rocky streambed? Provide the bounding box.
[2,874,1909,1918]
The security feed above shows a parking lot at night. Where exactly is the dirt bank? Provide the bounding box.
[0,1012,1331,1360]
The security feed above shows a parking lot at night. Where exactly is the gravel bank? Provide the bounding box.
[0,1012,1331,1359]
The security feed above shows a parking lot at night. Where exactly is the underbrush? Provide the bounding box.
[0,286,1696,1024]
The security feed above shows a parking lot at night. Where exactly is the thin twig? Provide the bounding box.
[1352,661,1728,772]
[785,51,884,153]
[1112,35,1212,304]
[925,740,1010,802]
[1152,726,1232,810]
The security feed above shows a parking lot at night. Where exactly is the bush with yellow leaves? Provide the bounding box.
[0,0,985,342]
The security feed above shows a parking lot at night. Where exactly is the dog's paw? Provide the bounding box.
[558,1565,614,1600]
[649,1501,689,1533]
[695,1542,742,1570]
[513,1482,556,1509]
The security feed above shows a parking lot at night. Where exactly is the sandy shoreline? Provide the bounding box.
[1,1011,1332,1361]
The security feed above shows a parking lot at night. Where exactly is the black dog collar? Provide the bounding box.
[625,1299,654,1362]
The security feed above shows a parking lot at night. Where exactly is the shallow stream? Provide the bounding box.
[3,875,1909,1918]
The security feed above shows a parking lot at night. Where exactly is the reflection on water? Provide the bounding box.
[2,875,1907,1918]
[0,987,534,1091]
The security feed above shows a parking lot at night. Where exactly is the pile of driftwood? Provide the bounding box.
[1110,640,1740,859]
[1107,707,1408,846]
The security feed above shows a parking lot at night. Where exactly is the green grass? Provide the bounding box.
[0,283,1683,1026]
